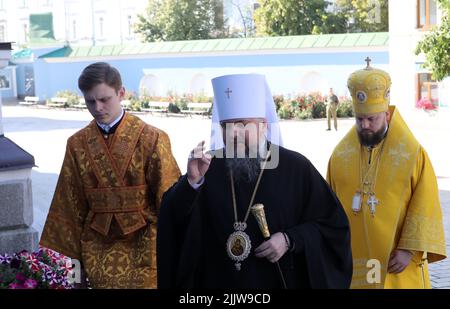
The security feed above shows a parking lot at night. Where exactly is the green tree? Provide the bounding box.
[312,10,348,34]
[135,0,224,42]
[134,0,164,42]
[415,0,450,81]
[334,0,388,32]
[254,0,349,36]
[211,0,228,38]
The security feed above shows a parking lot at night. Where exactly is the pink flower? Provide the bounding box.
[23,279,38,289]
[44,248,62,264]
[17,250,30,258]
[24,254,41,272]
[8,283,24,289]
[2,247,74,289]
[15,272,27,283]
[416,98,437,110]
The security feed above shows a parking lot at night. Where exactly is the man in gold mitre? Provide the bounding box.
[326,58,446,288]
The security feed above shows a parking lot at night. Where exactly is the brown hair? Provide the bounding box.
[78,62,122,93]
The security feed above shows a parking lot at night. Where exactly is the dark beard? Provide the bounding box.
[357,124,388,147]
[226,156,263,184]
[225,138,268,183]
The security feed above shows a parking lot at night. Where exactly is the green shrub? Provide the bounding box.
[312,101,326,118]
[337,98,354,118]
[123,91,142,112]
[273,95,285,112]
[192,92,213,103]
[294,107,313,120]
[277,102,294,119]
[54,90,81,107]
[129,100,142,112]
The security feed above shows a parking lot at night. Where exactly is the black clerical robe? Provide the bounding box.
[157,145,352,288]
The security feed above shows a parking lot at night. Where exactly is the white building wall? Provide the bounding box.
[141,62,389,98]
[0,0,148,46]
[389,0,418,110]
[389,0,446,109]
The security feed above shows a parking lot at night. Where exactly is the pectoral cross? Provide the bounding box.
[367,194,379,216]
[365,56,372,68]
[225,88,232,99]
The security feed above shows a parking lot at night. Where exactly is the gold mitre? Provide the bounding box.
[347,57,391,115]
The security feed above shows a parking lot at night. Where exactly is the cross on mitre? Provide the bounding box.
[225,88,232,99]
[365,56,372,68]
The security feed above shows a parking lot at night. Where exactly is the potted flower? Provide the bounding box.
[416,97,437,110]
[0,246,74,289]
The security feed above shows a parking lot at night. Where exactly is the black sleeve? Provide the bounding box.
[157,174,203,288]
[159,174,199,224]
[285,161,352,288]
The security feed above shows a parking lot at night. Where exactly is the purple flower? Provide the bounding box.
[2,247,74,289]
[43,271,59,285]
[23,279,38,289]
[0,254,12,265]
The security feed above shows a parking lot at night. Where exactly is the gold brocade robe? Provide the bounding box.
[327,106,446,288]
[40,113,181,288]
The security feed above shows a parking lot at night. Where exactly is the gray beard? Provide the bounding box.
[226,156,263,184]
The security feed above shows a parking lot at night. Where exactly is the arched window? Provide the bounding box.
[299,71,327,94]
[190,73,212,96]
[139,74,162,97]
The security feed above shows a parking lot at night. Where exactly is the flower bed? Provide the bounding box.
[0,247,74,289]
[48,89,355,120]
[416,97,438,111]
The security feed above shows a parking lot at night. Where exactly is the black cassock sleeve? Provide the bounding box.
[157,175,203,288]
[285,160,353,288]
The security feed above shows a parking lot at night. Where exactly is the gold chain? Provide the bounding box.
[359,139,386,195]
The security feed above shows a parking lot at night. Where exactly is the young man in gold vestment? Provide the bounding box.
[327,58,446,288]
[40,62,181,288]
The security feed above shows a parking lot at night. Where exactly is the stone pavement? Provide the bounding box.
[429,189,450,288]
[2,105,449,288]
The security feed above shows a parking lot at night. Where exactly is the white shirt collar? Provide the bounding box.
[96,109,124,133]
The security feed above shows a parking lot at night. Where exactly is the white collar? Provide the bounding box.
[96,109,124,133]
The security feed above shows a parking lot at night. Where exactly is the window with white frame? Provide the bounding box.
[417,73,439,107]
[417,0,437,29]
